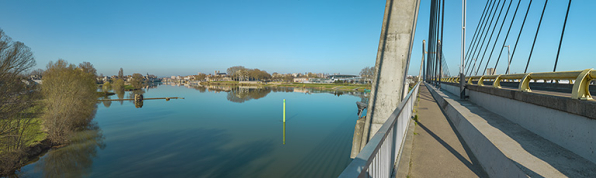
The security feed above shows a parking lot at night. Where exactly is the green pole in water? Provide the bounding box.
[283,99,286,122]
[283,122,286,145]
[283,99,286,145]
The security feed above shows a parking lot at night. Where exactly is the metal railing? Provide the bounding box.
[440,69,595,100]
[339,81,420,178]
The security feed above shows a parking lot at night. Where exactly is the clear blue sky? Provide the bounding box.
[1,0,594,77]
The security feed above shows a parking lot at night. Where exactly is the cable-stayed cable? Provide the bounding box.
[553,0,572,72]
[464,0,492,72]
[494,0,522,74]
[481,0,514,75]
[466,0,498,74]
[467,0,503,75]
[466,0,500,75]
[506,0,533,74]
[465,0,498,73]
[474,0,508,75]
[524,0,548,73]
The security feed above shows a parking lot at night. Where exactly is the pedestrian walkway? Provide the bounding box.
[406,84,487,178]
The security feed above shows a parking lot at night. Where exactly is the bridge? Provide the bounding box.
[339,0,596,177]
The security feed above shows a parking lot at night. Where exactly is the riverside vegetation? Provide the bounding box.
[0,29,109,175]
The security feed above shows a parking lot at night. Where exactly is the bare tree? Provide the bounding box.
[360,67,375,83]
[118,68,123,79]
[227,66,246,81]
[78,62,97,77]
[195,73,207,81]
[29,69,44,78]
[283,74,294,83]
[130,73,144,89]
[0,28,38,151]
[42,59,98,145]
[102,81,112,92]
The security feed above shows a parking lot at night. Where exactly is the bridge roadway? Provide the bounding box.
[401,84,487,177]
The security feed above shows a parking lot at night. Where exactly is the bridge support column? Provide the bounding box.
[353,0,420,156]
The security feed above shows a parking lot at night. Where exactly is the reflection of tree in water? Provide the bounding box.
[102,97,112,108]
[193,86,207,93]
[226,87,272,103]
[34,122,106,178]
[270,87,294,93]
[333,91,344,97]
[114,88,125,105]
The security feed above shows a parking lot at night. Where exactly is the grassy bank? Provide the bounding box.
[0,105,48,175]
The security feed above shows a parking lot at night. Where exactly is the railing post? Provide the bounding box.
[571,69,594,100]
[519,73,533,92]
[493,75,502,88]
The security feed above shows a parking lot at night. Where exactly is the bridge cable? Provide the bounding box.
[426,0,437,82]
[553,0,572,72]
[466,0,500,75]
[481,0,515,75]
[471,0,506,76]
[465,0,499,75]
[434,0,441,84]
[505,0,533,74]
[464,0,495,70]
[493,0,523,74]
[463,0,492,74]
[474,0,510,75]
[467,0,503,75]
[524,0,548,73]
[439,0,445,86]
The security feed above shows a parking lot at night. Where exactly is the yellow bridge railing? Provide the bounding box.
[439,69,595,100]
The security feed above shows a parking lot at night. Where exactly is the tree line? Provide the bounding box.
[226,66,272,81]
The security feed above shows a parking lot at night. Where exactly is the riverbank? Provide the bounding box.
[199,81,371,92]
[0,114,50,176]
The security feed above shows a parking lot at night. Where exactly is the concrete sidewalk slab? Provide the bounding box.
[406,84,487,178]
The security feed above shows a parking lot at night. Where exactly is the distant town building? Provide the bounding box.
[486,68,496,75]
[309,78,333,83]
[293,77,309,83]
[328,74,358,80]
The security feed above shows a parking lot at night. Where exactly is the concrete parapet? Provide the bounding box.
[426,84,596,177]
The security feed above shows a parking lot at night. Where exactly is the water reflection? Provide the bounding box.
[227,87,271,103]
[283,122,286,145]
[189,85,368,103]
[102,99,112,108]
[115,88,125,105]
[32,123,105,178]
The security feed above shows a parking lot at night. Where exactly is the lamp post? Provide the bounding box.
[460,0,467,99]
[504,45,511,74]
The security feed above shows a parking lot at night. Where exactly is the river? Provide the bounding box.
[16,83,366,178]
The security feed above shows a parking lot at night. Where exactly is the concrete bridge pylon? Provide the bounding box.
[352,0,421,157]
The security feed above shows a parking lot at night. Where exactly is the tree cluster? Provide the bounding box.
[226,66,272,81]
[360,66,375,83]
[194,73,207,81]
[130,73,144,89]
[41,59,98,145]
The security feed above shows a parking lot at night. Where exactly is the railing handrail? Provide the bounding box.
[339,81,421,178]
[439,69,595,100]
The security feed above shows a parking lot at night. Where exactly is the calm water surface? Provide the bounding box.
[18,84,364,178]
